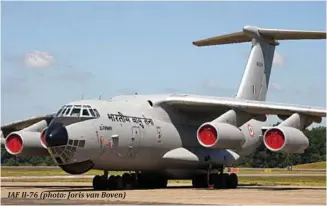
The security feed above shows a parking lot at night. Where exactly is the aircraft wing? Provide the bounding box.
[156,95,326,118]
[1,113,55,138]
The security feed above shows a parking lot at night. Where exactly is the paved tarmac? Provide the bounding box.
[1,182,326,205]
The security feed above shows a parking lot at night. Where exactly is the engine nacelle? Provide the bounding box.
[197,122,246,149]
[263,126,309,154]
[40,128,47,148]
[5,130,50,157]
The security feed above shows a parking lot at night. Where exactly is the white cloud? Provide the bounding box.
[271,82,282,90]
[273,51,285,67]
[24,51,54,68]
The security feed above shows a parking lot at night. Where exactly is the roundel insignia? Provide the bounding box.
[248,124,254,136]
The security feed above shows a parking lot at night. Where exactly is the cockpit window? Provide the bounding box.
[55,108,63,117]
[61,108,68,116]
[82,109,90,116]
[63,106,72,116]
[55,104,99,118]
[71,107,81,117]
[89,109,96,117]
[93,109,100,117]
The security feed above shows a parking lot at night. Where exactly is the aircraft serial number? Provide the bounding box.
[107,112,154,128]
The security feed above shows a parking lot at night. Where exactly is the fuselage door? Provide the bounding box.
[128,126,141,157]
[93,121,114,159]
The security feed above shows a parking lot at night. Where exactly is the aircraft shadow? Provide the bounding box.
[3,184,325,192]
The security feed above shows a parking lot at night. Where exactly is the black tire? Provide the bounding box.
[214,174,227,189]
[92,175,101,190]
[115,175,124,190]
[122,173,132,189]
[192,177,201,188]
[159,177,168,188]
[107,175,116,190]
[229,173,238,189]
[130,173,137,189]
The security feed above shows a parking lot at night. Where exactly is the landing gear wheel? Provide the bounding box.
[130,173,137,189]
[93,175,107,190]
[158,177,168,188]
[122,173,132,189]
[93,175,101,190]
[228,173,238,189]
[107,175,116,190]
[136,173,145,189]
[213,174,227,189]
[115,175,124,190]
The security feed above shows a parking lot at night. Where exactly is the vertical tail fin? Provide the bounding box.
[192,25,326,101]
[236,35,276,101]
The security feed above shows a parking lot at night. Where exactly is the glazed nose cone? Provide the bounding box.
[45,122,68,147]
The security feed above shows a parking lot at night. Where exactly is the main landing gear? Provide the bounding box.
[92,171,168,190]
[192,167,238,189]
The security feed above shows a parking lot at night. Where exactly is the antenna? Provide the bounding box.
[99,95,102,100]
[81,93,84,100]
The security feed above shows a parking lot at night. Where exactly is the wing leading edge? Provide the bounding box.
[1,113,55,138]
[155,95,326,118]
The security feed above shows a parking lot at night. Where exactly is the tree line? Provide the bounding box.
[1,125,326,167]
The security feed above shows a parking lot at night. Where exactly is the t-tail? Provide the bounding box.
[193,25,326,101]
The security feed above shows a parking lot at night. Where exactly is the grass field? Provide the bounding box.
[294,161,326,170]
[1,167,325,177]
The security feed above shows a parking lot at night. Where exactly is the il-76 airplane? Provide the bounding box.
[1,26,326,190]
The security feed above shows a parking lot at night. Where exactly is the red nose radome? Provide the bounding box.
[5,134,23,154]
[264,128,285,150]
[40,128,47,148]
[197,124,218,147]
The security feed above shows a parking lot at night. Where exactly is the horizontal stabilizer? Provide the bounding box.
[193,25,326,46]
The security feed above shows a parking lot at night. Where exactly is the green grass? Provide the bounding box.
[0,169,124,177]
[294,161,326,170]
[239,176,326,186]
[1,167,325,177]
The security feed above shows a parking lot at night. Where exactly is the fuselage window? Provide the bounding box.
[71,108,81,117]
[82,109,90,116]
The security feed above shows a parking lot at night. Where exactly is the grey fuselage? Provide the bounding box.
[46,94,265,179]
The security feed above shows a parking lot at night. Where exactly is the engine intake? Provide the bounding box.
[40,128,47,148]
[5,130,50,157]
[197,122,246,149]
[263,126,309,154]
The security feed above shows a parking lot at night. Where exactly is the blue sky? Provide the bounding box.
[1,1,326,126]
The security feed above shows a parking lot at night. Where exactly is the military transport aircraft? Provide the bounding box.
[1,25,326,190]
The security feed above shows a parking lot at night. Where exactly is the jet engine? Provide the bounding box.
[197,122,246,149]
[40,128,47,148]
[5,130,50,157]
[263,126,309,154]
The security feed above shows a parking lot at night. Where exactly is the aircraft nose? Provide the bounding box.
[45,122,68,147]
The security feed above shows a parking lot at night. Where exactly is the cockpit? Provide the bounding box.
[54,104,100,118]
